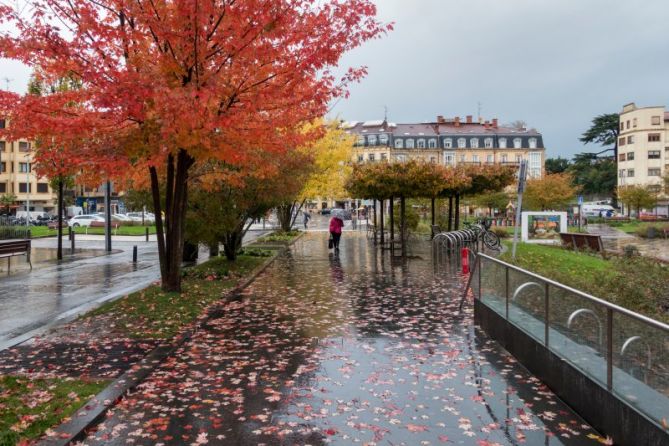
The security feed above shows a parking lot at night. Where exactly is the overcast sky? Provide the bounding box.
[1,0,668,158]
[329,0,669,158]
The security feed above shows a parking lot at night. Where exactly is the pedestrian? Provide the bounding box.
[351,211,358,230]
[303,210,311,229]
[329,212,344,253]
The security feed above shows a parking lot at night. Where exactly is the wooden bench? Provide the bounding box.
[559,233,605,257]
[0,239,32,271]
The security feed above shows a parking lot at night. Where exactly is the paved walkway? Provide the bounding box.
[82,232,600,445]
[586,223,669,262]
[0,230,269,349]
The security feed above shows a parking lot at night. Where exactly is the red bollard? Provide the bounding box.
[461,247,470,274]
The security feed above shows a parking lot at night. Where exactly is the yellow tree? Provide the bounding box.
[524,173,579,211]
[617,185,658,217]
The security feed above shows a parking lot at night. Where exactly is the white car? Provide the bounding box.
[68,215,104,227]
[126,212,156,224]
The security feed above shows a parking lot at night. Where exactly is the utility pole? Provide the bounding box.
[511,160,528,260]
[2,77,13,91]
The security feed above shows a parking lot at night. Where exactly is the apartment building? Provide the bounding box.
[344,115,545,178]
[0,122,57,215]
[617,103,668,193]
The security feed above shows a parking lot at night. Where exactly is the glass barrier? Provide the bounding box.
[507,267,546,343]
[478,256,505,316]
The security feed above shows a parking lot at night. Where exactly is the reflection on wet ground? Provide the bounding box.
[81,233,600,445]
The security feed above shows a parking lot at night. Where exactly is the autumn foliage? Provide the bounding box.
[0,0,390,291]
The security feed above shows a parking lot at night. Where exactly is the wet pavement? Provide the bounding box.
[0,231,269,349]
[586,223,669,262]
[81,232,600,446]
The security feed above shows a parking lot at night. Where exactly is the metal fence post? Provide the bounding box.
[544,282,550,347]
[145,227,149,242]
[477,255,482,300]
[505,267,509,320]
[133,245,138,263]
[607,308,613,390]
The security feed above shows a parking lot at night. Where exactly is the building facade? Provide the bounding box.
[0,127,57,215]
[344,115,545,178]
[617,103,669,193]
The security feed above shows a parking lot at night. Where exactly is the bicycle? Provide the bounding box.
[464,218,501,251]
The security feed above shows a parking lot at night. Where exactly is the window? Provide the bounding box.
[380,153,388,161]
[627,152,634,160]
[395,154,406,162]
[356,136,365,145]
[430,156,436,164]
[36,183,48,193]
[619,137,626,146]
[619,169,625,178]
[0,183,5,193]
[648,168,661,176]
[368,135,377,145]
[529,152,542,177]
[0,141,5,151]
[626,120,630,129]
[501,154,508,163]
[619,154,626,161]
[528,138,537,149]
[18,141,30,152]
[379,134,389,145]
[627,169,634,177]
[648,184,661,193]
[357,154,364,162]
[457,138,466,148]
[513,138,522,148]
[443,151,455,166]
[620,122,624,131]
[472,154,479,163]
[633,118,637,128]
[18,162,31,173]
[648,133,661,142]
[428,138,437,148]
[648,150,661,159]
[0,119,5,129]
[395,139,404,149]
[470,138,479,149]
[459,154,466,162]
[486,154,494,163]
[484,138,493,148]
[515,154,522,162]
[652,116,661,125]
[18,183,31,193]
[368,153,375,162]
[0,162,5,173]
[406,139,415,149]
[499,138,507,149]
[417,139,426,148]
[627,135,634,144]
[443,138,453,148]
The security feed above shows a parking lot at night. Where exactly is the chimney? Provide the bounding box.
[454,116,460,127]
[466,115,473,124]
[437,115,445,124]
[478,116,484,124]
[484,120,490,128]
[492,118,498,128]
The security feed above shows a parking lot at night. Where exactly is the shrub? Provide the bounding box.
[491,226,510,238]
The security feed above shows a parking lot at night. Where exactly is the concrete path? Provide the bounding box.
[587,223,669,262]
[0,230,269,349]
[81,232,600,446]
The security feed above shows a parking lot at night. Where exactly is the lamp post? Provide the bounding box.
[25,153,30,227]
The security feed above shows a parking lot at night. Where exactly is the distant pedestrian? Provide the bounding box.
[303,210,311,229]
[351,212,358,230]
[329,213,344,253]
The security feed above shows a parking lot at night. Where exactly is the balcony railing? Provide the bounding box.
[472,253,669,429]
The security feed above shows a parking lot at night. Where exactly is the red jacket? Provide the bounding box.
[329,217,344,234]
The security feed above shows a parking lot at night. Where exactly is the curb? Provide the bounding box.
[37,235,303,445]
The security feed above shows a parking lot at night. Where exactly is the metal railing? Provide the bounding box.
[475,253,669,428]
[0,216,31,240]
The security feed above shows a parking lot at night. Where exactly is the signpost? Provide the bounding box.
[577,195,583,231]
[511,160,528,260]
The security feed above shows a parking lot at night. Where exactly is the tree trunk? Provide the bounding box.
[57,179,64,260]
[276,202,298,232]
[223,231,242,261]
[209,242,219,257]
[182,241,199,262]
[373,200,378,244]
[431,197,436,226]
[389,196,394,246]
[379,199,385,245]
[448,196,453,232]
[454,194,461,230]
[400,196,406,258]
[149,149,195,292]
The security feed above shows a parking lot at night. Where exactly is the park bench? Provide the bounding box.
[90,221,121,229]
[559,232,606,257]
[0,239,32,271]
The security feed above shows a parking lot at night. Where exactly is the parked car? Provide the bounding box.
[126,212,155,224]
[68,215,104,227]
[320,208,331,215]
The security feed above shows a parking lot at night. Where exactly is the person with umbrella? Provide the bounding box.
[329,208,345,253]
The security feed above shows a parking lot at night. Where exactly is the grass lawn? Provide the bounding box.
[30,225,157,238]
[88,251,275,339]
[500,242,669,323]
[607,220,669,236]
[0,375,106,446]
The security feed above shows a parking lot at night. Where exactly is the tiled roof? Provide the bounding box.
[343,120,542,137]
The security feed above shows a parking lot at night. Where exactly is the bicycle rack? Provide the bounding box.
[620,336,652,370]
[567,308,603,346]
[511,281,544,301]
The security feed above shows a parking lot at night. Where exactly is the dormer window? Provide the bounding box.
[395,139,404,149]
[443,138,453,148]
[406,139,415,149]
[484,138,493,148]
[357,136,365,146]
[529,138,537,149]
[513,138,522,149]
[368,135,377,145]
[457,138,466,148]
[417,139,426,148]
[499,138,507,148]
[470,138,479,148]
[379,134,389,144]
[428,138,437,148]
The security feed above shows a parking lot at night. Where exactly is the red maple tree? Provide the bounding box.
[0,0,390,290]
